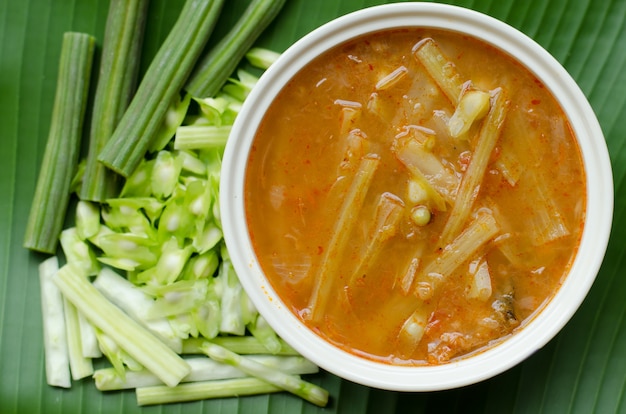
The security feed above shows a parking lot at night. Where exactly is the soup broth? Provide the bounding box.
[244,28,586,365]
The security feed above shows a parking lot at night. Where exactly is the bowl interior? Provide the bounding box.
[220,3,613,391]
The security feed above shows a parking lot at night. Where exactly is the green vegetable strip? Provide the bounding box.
[39,256,71,388]
[218,260,246,335]
[98,0,225,177]
[63,297,94,380]
[77,311,102,359]
[80,0,148,201]
[53,264,191,387]
[149,94,192,152]
[75,200,100,240]
[308,155,380,324]
[417,212,500,300]
[439,88,508,246]
[185,0,286,98]
[59,227,100,276]
[174,125,232,150]
[23,32,95,253]
[348,193,404,287]
[247,314,282,354]
[93,267,183,353]
[136,377,281,406]
[413,38,464,105]
[95,355,318,390]
[202,343,329,407]
[246,47,281,70]
[182,336,299,355]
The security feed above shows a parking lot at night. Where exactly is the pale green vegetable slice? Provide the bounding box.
[53,264,190,387]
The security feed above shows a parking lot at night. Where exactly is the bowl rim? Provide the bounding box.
[220,2,614,391]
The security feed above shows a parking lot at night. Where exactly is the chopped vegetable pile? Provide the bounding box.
[25,0,329,408]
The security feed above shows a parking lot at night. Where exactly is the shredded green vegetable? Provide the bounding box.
[25,0,325,404]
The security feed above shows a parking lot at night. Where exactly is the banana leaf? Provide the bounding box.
[1,0,624,413]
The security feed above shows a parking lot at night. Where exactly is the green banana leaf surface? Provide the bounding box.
[1,0,624,412]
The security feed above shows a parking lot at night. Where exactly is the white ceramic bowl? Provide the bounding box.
[220,3,613,391]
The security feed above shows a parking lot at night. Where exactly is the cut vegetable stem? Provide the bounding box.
[53,264,190,387]
[183,336,299,355]
[63,297,94,380]
[185,0,286,98]
[136,377,281,406]
[308,155,380,323]
[93,267,182,352]
[417,211,500,299]
[39,256,71,388]
[202,343,329,407]
[78,311,102,358]
[174,125,232,150]
[439,88,508,246]
[80,0,148,201]
[98,0,225,177]
[349,192,404,286]
[24,32,95,253]
[246,47,281,69]
[413,37,464,105]
[95,354,318,390]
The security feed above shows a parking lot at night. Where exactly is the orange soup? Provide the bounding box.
[244,28,586,365]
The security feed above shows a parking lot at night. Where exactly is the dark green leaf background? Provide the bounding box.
[1,0,624,413]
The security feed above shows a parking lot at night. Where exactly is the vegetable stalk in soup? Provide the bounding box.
[244,29,586,365]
